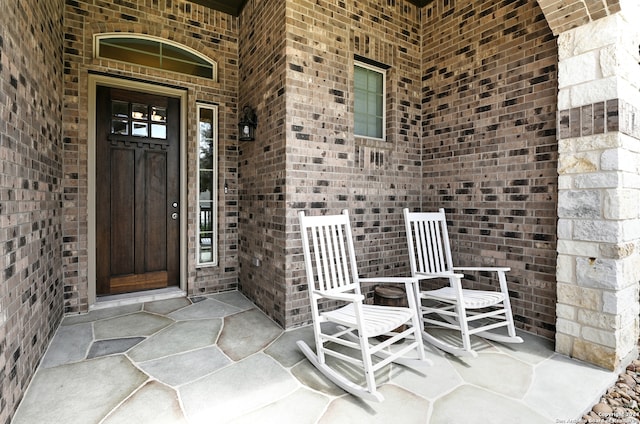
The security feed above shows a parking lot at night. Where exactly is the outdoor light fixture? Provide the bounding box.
[238,105,257,141]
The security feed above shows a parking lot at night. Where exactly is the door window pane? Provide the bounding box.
[111,120,128,135]
[132,122,148,137]
[109,100,166,139]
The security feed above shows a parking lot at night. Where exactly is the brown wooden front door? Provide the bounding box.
[96,86,180,296]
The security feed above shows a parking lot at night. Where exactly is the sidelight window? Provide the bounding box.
[197,104,218,266]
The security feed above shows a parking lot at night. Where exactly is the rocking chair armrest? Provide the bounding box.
[453,266,511,273]
[414,272,464,280]
[313,290,364,303]
[359,277,419,285]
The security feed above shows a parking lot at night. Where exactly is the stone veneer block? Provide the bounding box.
[602,285,639,314]
[573,338,617,370]
[558,190,601,218]
[558,50,599,88]
[576,257,623,290]
[557,318,581,337]
[578,309,619,330]
[557,283,602,310]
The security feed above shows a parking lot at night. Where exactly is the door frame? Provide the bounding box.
[87,74,188,306]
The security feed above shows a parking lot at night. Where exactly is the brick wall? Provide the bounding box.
[238,0,424,327]
[421,1,559,338]
[62,0,240,312]
[537,0,621,35]
[237,0,289,326]
[0,1,65,422]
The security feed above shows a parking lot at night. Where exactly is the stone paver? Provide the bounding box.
[143,297,192,315]
[431,384,552,424]
[138,345,231,386]
[319,385,431,424]
[450,352,533,398]
[180,353,299,423]
[525,354,616,421]
[13,356,148,424]
[62,304,143,326]
[87,337,145,359]
[168,298,242,320]
[228,388,329,424]
[218,309,282,361]
[102,381,187,424]
[40,322,93,368]
[94,312,173,339]
[12,292,618,424]
[128,318,222,362]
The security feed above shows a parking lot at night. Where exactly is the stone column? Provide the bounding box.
[555,5,640,370]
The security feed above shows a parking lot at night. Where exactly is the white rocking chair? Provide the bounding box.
[403,208,523,358]
[297,210,430,402]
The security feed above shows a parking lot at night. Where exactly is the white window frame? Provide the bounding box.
[197,103,218,267]
[354,60,387,141]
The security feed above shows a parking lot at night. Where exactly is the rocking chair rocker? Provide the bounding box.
[297,210,430,402]
[403,208,523,357]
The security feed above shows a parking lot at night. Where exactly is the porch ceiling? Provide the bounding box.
[190,0,429,17]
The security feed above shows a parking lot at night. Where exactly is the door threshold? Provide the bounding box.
[92,287,186,311]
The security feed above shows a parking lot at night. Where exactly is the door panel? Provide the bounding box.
[96,85,180,296]
[144,150,168,272]
[110,147,135,276]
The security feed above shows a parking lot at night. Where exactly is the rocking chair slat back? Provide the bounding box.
[408,209,453,275]
[300,212,358,293]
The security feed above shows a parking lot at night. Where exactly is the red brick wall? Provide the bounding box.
[421,0,559,338]
[0,1,65,422]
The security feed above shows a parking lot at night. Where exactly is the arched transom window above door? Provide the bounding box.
[94,33,217,80]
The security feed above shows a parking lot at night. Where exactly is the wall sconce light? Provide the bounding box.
[238,105,257,141]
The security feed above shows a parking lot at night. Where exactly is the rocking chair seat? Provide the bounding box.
[423,286,506,309]
[323,304,416,337]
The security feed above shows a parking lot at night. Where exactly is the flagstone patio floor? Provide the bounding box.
[12,291,618,423]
